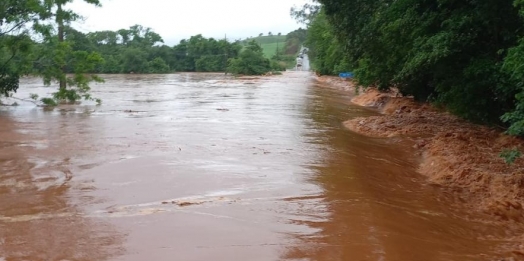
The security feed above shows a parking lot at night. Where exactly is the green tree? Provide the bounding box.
[37,0,104,104]
[196,55,224,72]
[121,47,148,73]
[227,40,271,75]
[0,0,41,96]
[125,24,164,48]
[99,55,121,73]
[501,1,524,136]
[291,2,321,25]
[301,10,347,75]
[172,39,192,71]
[147,57,170,73]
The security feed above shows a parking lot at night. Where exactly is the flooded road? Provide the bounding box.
[0,73,517,260]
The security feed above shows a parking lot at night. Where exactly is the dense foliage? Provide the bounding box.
[227,40,271,75]
[60,27,243,74]
[1,0,104,104]
[0,0,41,96]
[298,0,524,136]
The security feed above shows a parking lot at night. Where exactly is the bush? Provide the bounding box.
[500,148,522,165]
[147,57,170,73]
[227,40,271,75]
[195,55,225,72]
[270,60,286,71]
[41,97,57,106]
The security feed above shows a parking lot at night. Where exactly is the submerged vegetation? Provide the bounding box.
[294,0,524,137]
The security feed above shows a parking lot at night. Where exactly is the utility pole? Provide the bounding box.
[224,34,228,74]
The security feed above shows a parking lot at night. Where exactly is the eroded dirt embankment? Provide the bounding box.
[317,76,524,222]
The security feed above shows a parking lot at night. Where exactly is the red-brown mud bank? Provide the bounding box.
[318,76,524,255]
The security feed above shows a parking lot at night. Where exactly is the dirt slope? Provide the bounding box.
[318,76,524,222]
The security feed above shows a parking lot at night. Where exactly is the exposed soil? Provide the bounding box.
[317,76,524,223]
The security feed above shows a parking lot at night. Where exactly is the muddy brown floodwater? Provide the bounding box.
[0,72,518,261]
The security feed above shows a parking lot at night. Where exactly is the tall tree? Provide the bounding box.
[52,0,100,89]
[36,0,104,104]
[0,0,41,96]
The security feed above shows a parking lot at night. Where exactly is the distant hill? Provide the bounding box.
[242,35,287,58]
[248,35,286,44]
[241,29,306,60]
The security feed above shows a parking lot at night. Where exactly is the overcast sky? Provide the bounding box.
[68,0,308,45]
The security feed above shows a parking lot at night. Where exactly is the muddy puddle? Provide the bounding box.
[0,72,517,260]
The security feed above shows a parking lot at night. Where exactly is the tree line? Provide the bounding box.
[67,26,243,74]
[294,0,524,137]
[61,26,301,75]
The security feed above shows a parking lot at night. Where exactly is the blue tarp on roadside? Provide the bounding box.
[339,72,354,78]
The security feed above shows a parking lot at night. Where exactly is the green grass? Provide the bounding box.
[250,35,286,44]
[243,35,287,58]
[260,42,286,58]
